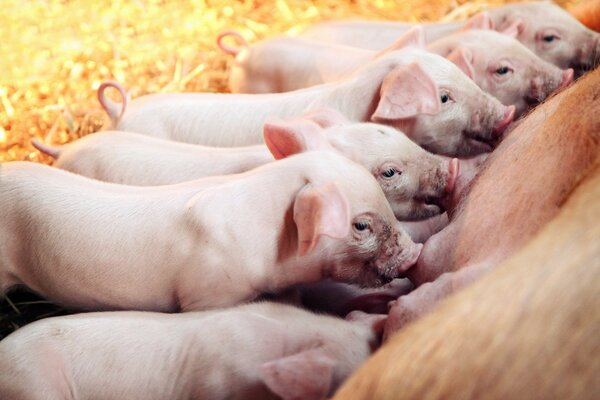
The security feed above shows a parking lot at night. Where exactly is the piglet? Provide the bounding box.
[301,2,600,76]
[33,109,459,221]
[0,301,386,400]
[226,22,570,117]
[486,1,600,76]
[425,28,573,116]
[100,48,511,157]
[0,151,421,312]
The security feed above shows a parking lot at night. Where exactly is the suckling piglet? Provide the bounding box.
[300,1,600,76]
[0,301,386,400]
[34,109,459,221]
[100,48,513,157]
[0,151,421,312]
[225,23,571,117]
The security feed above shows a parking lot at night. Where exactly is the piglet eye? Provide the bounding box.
[354,222,370,231]
[496,66,510,75]
[440,93,450,103]
[543,34,558,43]
[382,168,396,178]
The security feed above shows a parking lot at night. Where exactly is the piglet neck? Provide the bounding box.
[272,254,329,292]
[311,68,386,123]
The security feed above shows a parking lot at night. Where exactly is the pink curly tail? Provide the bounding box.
[217,31,249,56]
[97,81,128,127]
[31,138,61,159]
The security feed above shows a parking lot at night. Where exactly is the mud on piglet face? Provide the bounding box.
[328,213,422,287]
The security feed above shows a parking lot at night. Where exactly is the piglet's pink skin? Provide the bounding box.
[229,25,569,118]
[428,29,573,117]
[32,131,273,186]
[300,1,600,76]
[108,48,509,157]
[0,152,421,312]
[33,110,458,222]
[0,302,386,400]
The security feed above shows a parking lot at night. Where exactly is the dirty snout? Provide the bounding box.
[573,33,600,77]
[528,68,574,106]
[370,226,422,281]
[462,99,515,156]
[415,157,459,216]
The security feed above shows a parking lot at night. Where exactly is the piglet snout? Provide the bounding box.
[559,69,574,90]
[445,158,460,194]
[398,243,423,273]
[493,105,515,135]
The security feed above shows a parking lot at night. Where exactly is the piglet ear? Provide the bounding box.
[374,26,426,58]
[372,62,441,121]
[303,108,349,128]
[500,18,525,38]
[294,182,350,256]
[460,11,494,31]
[447,46,475,80]
[263,119,328,160]
[261,348,335,400]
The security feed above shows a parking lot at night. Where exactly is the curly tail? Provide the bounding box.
[217,31,249,56]
[31,139,61,159]
[97,81,128,128]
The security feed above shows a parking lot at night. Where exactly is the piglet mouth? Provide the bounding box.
[396,243,423,274]
[557,69,574,90]
[421,196,444,213]
[464,131,496,152]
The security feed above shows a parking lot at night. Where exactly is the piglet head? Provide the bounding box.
[371,51,513,157]
[445,30,572,117]
[292,172,422,287]
[322,210,423,287]
[369,144,460,221]
[323,122,458,220]
[491,2,600,76]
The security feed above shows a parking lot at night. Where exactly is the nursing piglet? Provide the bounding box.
[225,24,569,117]
[0,302,386,400]
[33,110,459,221]
[301,1,600,76]
[102,49,511,157]
[0,152,421,312]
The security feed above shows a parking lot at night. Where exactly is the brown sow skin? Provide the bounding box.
[333,159,600,400]
[410,66,600,285]
[571,0,600,32]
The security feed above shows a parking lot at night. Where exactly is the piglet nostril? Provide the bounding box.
[493,105,515,135]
